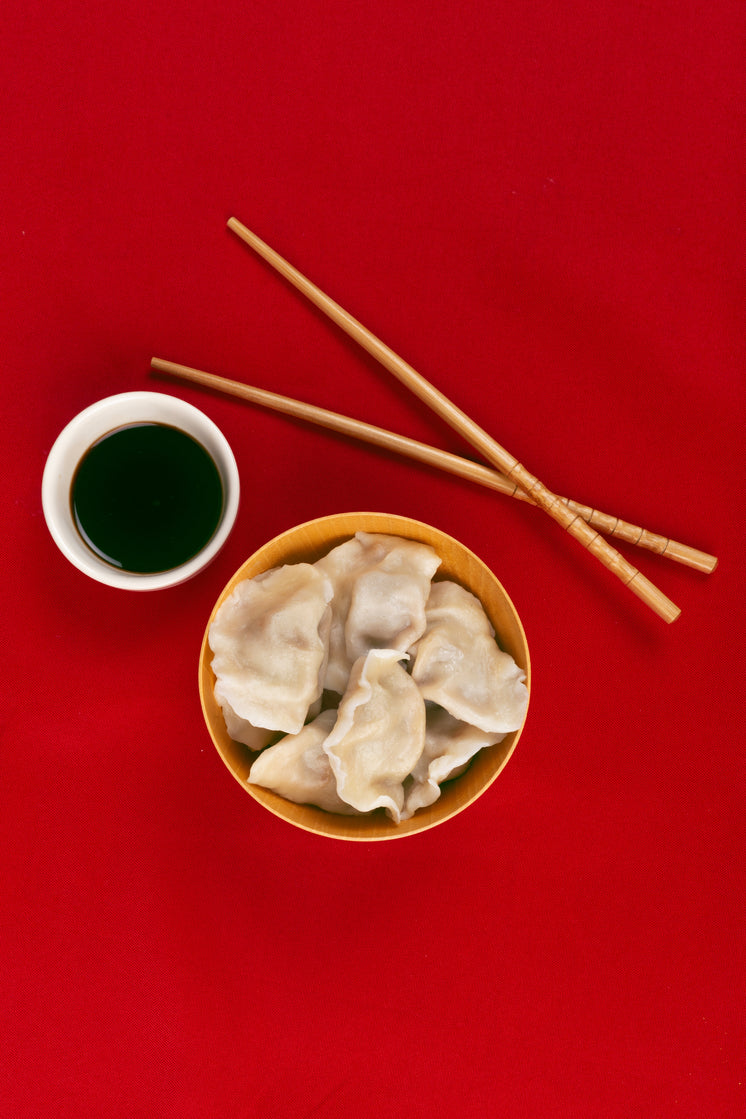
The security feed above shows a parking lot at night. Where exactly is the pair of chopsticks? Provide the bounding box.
[152,217,717,622]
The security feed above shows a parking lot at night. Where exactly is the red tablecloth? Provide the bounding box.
[3,3,743,1115]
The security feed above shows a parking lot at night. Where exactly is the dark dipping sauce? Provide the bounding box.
[71,422,224,573]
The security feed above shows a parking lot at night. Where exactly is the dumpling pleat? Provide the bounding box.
[323,648,426,822]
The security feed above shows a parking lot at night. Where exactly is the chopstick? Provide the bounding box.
[151,357,717,576]
[225,217,682,622]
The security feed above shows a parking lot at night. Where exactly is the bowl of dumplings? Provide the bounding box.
[199,512,530,840]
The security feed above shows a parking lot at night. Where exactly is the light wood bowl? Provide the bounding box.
[199,513,531,840]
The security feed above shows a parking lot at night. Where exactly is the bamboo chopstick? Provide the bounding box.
[225,217,681,622]
[151,356,717,575]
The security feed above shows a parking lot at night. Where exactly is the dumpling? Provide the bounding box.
[410,580,529,734]
[248,709,359,814]
[209,563,333,735]
[313,535,369,691]
[216,697,277,751]
[400,705,505,820]
[344,533,442,662]
[322,648,426,822]
[216,693,324,751]
[315,532,441,693]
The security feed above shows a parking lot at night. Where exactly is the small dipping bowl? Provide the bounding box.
[199,512,530,841]
[42,391,240,590]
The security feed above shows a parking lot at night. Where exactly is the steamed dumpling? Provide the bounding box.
[315,532,440,693]
[345,533,442,662]
[248,709,358,814]
[410,580,528,734]
[314,535,370,691]
[216,697,277,751]
[400,705,505,820]
[209,563,333,735]
[217,693,323,750]
[322,648,426,822]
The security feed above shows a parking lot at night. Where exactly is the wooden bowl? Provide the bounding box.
[199,512,530,840]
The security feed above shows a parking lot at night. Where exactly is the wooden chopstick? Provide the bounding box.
[225,218,682,622]
[151,357,717,575]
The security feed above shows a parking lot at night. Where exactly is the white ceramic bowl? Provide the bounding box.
[42,391,240,590]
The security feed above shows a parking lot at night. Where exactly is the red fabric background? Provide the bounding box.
[2,3,743,1116]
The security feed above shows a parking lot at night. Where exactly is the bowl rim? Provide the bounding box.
[41,390,240,590]
[199,511,531,841]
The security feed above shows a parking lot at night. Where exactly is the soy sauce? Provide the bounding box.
[71,422,223,573]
